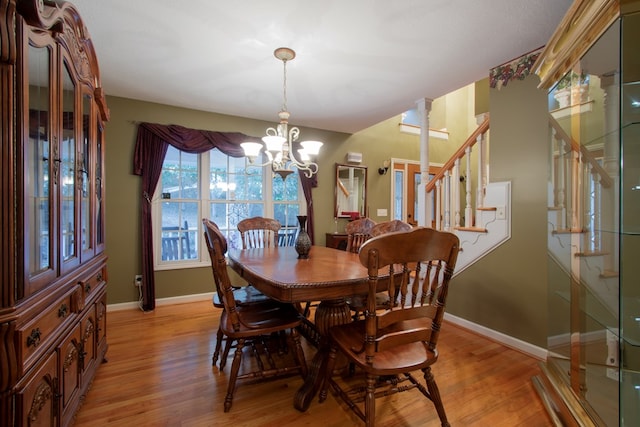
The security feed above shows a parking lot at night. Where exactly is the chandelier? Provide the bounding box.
[241,47,323,180]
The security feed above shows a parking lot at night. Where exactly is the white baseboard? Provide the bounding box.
[107,292,214,312]
[108,293,547,360]
[444,312,548,361]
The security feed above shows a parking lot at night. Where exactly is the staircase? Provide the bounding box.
[424,114,512,275]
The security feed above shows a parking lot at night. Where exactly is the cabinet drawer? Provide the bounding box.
[18,292,77,374]
[80,266,107,306]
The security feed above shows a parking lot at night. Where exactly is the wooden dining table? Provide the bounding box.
[227,244,376,412]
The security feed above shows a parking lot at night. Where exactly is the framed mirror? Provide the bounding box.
[335,163,368,219]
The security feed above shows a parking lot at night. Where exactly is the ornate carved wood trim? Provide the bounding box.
[0,0,17,64]
[534,0,619,89]
[1,1,17,311]
[15,0,109,120]
[28,379,54,422]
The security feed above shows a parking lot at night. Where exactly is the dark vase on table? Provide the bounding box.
[295,215,311,259]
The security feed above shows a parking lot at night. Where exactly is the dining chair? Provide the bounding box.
[345,217,376,253]
[237,216,282,249]
[237,216,292,350]
[210,218,277,369]
[370,219,412,237]
[203,218,308,412]
[347,219,412,319]
[212,216,281,307]
[320,226,460,426]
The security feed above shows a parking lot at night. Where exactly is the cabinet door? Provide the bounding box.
[79,306,97,387]
[15,352,57,427]
[23,32,57,297]
[59,324,81,426]
[79,91,94,262]
[59,55,79,275]
[96,292,108,359]
[95,121,106,254]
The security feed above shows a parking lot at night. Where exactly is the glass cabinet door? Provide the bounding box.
[60,59,77,272]
[96,121,105,253]
[80,92,93,259]
[620,10,640,424]
[25,41,55,296]
[544,12,640,424]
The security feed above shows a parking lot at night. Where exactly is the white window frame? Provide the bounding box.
[152,148,304,271]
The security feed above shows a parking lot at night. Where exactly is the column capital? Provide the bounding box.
[415,98,433,113]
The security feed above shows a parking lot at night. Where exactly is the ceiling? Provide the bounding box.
[70,0,572,134]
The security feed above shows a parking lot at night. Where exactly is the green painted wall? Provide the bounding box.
[446,75,549,347]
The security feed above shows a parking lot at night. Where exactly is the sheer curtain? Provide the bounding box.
[132,122,317,311]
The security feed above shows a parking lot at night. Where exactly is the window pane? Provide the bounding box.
[273,172,300,201]
[180,151,198,199]
[394,170,404,220]
[159,146,200,261]
[160,201,198,260]
[161,146,199,200]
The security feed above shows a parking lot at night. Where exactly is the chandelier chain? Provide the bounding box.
[281,58,288,113]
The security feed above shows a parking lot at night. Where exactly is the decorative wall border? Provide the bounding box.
[489,49,542,90]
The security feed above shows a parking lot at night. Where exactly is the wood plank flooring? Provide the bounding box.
[73,300,553,426]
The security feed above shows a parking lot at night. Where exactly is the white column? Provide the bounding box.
[416,98,433,227]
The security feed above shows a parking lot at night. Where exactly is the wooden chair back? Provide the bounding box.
[203,219,241,330]
[370,219,412,237]
[359,226,459,359]
[344,217,376,253]
[237,216,281,249]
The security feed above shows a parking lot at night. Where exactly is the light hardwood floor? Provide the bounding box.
[73,300,553,426]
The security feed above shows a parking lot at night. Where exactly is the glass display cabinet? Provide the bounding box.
[533,1,639,425]
[0,1,109,425]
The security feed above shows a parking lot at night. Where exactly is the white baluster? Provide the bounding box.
[465,145,473,227]
[443,170,451,231]
[453,159,461,228]
[435,180,442,230]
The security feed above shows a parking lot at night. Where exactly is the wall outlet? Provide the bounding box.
[496,206,506,220]
[134,274,143,286]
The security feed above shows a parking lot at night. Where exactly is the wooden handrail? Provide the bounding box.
[425,115,490,193]
[337,179,349,197]
[548,113,612,188]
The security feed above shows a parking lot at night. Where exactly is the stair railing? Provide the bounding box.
[425,114,490,231]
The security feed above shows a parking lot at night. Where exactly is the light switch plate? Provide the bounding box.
[377,209,388,217]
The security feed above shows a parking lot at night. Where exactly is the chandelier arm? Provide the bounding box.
[245,151,275,168]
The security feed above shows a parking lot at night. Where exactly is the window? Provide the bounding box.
[153,146,304,269]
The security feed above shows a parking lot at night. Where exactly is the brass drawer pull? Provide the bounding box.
[58,304,68,318]
[27,328,42,348]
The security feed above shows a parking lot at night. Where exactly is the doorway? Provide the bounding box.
[391,160,441,227]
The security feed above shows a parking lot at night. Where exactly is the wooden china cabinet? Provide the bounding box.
[0,1,109,425]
